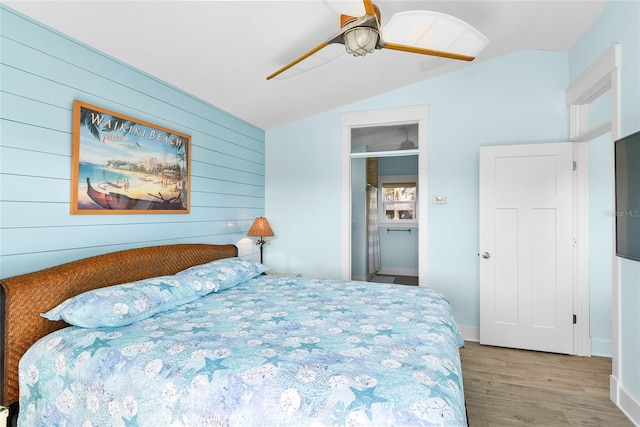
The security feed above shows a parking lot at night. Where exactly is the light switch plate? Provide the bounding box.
[433,196,448,204]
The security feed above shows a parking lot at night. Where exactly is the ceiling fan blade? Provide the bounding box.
[382,11,488,59]
[269,45,344,80]
[362,0,376,16]
[267,15,373,80]
[381,41,475,61]
[266,40,330,80]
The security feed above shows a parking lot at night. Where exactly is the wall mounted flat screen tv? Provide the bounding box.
[615,130,640,261]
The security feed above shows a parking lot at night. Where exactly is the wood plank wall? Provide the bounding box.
[0,6,266,278]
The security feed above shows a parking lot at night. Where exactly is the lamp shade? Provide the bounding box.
[247,217,274,237]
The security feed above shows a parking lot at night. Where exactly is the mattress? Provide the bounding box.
[19,275,466,426]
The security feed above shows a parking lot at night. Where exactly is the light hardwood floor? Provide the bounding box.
[460,341,634,427]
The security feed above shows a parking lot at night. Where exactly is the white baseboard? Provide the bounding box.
[611,375,619,403]
[611,375,640,426]
[619,384,640,426]
[459,325,479,342]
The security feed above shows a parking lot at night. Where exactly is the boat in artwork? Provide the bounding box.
[86,177,182,210]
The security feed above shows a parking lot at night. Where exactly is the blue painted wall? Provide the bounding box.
[0,6,266,278]
[267,49,570,332]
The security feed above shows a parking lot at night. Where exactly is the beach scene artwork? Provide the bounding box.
[71,101,190,214]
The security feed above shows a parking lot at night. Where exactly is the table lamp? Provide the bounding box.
[247,217,274,264]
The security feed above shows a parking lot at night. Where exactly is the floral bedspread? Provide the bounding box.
[19,276,466,426]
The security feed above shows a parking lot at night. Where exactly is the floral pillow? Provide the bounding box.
[41,275,201,328]
[176,257,266,295]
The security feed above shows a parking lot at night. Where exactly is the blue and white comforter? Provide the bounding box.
[19,276,466,426]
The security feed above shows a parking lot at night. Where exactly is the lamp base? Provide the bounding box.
[259,243,264,265]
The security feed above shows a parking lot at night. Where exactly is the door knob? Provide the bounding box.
[482,252,491,259]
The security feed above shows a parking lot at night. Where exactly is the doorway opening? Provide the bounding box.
[350,129,419,285]
[341,106,428,284]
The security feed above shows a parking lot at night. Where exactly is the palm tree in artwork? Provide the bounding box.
[176,150,186,178]
[80,108,102,140]
[169,135,187,178]
[171,137,187,207]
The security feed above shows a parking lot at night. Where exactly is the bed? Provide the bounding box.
[1,244,467,426]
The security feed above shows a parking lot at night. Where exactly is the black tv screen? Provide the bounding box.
[615,130,640,261]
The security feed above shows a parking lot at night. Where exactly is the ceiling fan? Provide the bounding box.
[266,0,489,80]
[398,126,416,150]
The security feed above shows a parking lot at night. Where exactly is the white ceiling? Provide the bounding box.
[3,0,609,130]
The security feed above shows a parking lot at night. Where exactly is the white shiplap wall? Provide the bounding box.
[0,6,266,278]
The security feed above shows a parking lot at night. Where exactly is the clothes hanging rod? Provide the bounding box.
[387,228,411,233]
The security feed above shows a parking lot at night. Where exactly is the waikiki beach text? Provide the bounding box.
[89,112,186,148]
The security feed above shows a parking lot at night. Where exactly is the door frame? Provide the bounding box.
[566,44,621,369]
[340,106,429,282]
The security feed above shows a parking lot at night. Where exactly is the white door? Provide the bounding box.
[479,142,574,354]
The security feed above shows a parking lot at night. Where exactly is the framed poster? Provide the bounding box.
[71,100,190,214]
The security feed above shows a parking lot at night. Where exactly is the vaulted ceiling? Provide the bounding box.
[4,1,609,129]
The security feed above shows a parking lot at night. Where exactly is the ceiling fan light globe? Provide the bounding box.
[344,27,379,56]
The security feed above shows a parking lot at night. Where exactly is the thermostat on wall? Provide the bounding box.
[433,196,448,204]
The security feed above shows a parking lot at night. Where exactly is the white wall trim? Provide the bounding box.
[612,375,640,427]
[567,44,621,359]
[570,120,612,143]
[341,105,429,282]
[619,385,640,427]
[573,141,592,356]
[566,45,620,106]
[567,43,622,404]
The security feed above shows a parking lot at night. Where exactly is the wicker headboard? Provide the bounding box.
[0,243,238,408]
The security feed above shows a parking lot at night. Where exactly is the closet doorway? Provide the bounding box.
[341,106,429,284]
[351,125,419,285]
